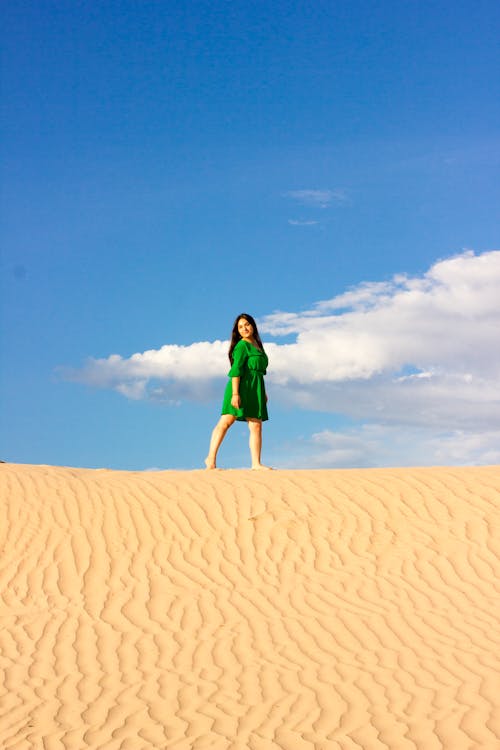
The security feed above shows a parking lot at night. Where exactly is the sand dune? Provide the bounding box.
[1,463,499,749]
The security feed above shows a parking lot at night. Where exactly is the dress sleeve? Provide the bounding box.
[228,342,248,377]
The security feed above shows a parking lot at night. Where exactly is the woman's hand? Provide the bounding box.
[231,394,241,409]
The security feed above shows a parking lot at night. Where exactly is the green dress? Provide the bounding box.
[221,339,269,421]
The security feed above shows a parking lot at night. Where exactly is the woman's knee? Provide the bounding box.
[219,415,236,431]
[247,419,262,432]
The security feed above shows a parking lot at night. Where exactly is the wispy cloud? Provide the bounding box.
[63,250,500,464]
[283,188,347,208]
[275,426,500,468]
[287,219,319,226]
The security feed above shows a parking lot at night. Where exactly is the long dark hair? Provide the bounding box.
[228,313,264,363]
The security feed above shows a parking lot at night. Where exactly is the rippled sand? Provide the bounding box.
[1,463,499,749]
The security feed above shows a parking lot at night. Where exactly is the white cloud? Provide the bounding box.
[288,219,319,226]
[64,250,500,463]
[283,189,347,208]
[262,250,500,384]
[62,340,229,402]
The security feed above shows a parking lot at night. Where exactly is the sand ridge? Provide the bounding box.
[1,463,499,749]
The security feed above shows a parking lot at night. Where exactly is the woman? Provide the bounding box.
[205,313,272,470]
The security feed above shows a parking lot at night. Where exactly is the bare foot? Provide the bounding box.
[251,464,274,470]
[204,457,217,470]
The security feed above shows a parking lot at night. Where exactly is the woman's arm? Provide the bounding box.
[231,377,241,409]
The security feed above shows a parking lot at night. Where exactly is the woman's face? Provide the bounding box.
[237,317,253,340]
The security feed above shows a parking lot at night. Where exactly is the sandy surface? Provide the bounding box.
[1,463,499,750]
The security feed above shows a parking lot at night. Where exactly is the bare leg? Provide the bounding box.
[205,415,236,469]
[247,419,273,469]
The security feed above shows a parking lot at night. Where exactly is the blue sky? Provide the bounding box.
[1,0,499,469]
